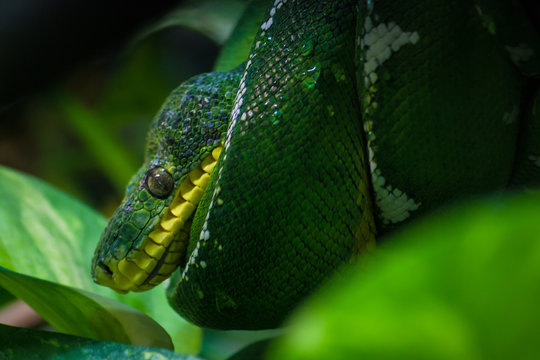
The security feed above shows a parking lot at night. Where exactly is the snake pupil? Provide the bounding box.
[146,167,174,198]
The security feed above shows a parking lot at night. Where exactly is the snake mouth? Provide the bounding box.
[98,146,221,293]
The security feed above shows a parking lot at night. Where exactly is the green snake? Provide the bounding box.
[92,0,540,330]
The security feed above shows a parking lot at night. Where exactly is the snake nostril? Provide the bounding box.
[98,260,113,277]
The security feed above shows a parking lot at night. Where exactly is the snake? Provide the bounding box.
[91,0,540,330]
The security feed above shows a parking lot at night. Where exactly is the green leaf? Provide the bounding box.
[118,286,203,354]
[213,0,269,72]
[0,165,104,288]
[0,323,203,360]
[54,93,140,194]
[137,0,248,46]
[0,267,171,348]
[0,165,201,352]
[0,286,14,307]
[268,194,540,360]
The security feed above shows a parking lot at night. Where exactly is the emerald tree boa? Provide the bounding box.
[91,0,540,330]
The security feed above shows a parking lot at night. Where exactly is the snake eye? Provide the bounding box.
[146,167,174,198]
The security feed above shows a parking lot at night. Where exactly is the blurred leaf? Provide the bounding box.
[119,286,203,354]
[52,21,221,201]
[200,329,281,360]
[0,323,202,360]
[213,0,269,72]
[268,194,540,360]
[227,339,273,360]
[96,41,180,126]
[0,267,172,348]
[0,287,14,307]
[54,93,139,194]
[0,165,201,353]
[137,0,248,46]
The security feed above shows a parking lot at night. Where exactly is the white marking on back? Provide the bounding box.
[181,1,289,278]
[369,148,420,224]
[261,1,287,31]
[363,22,419,85]
[360,9,422,225]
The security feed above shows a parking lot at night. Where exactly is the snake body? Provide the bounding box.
[92,0,540,330]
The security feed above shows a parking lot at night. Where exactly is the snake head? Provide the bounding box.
[91,71,239,293]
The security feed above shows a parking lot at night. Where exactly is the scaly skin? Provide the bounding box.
[91,69,242,293]
[93,0,540,330]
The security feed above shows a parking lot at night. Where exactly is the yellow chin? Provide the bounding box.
[104,146,221,293]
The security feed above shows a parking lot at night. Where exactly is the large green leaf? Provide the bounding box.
[0,267,170,348]
[268,194,540,359]
[0,165,200,352]
[0,166,104,286]
[0,323,202,360]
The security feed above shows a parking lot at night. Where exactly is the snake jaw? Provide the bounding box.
[92,147,221,293]
[92,258,129,294]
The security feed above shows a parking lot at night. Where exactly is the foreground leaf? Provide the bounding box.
[0,267,171,348]
[268,194,540,360]
[0,165,104,288]
[0,165,200,351]
[0,323,202,360]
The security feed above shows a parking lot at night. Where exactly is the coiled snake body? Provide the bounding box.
[92,0,540,330]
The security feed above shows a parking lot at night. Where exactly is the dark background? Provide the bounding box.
[0,0,235,213]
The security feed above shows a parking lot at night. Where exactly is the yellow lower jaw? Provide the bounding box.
[111,146,221,293]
